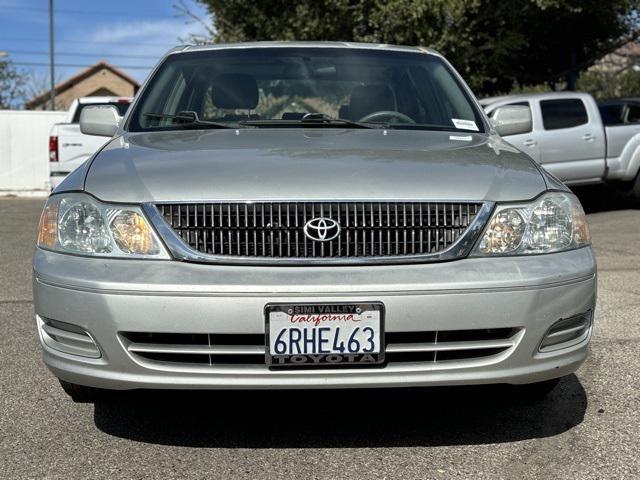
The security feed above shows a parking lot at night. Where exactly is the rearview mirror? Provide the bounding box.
[490,105,532,137]
[79,105,121,137]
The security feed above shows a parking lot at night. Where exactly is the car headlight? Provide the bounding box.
[37,193,169,259]
[473,191,590,256]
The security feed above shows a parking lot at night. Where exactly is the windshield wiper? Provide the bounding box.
[240,113,380,129]
[143,111,235,129]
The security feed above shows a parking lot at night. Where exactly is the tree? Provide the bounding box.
[195,0,640,95]
[24,70,63,103]
[0,60,27,109]
[577,69,640,98]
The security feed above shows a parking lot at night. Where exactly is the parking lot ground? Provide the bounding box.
[1,191,639,480]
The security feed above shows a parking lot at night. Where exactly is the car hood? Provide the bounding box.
[82,128,547,203]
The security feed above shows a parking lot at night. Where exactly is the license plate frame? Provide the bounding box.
[265,302,385,368]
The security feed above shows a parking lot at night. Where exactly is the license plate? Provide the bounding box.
[266,303,384,367]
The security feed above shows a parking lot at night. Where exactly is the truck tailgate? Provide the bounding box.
[53,123,109,171]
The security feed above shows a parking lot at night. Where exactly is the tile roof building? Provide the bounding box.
[25,60,139,111]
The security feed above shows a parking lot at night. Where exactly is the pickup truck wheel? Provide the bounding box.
[632,172,640,199]
[58,379,111,403]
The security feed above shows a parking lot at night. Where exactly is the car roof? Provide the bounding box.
[478,95,511,106]
[77,96,133,104]
[489,91,592,101]
[481,91,595,110]
[173,40,440,56]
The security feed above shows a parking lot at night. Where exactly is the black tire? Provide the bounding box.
[512,377,561,398]
[58,379,110,403]
[632,171,640,199]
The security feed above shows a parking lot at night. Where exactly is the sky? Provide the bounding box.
[0,0,212,101]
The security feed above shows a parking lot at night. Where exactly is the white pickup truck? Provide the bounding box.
[482,92,640,197]
[49,96,131,188]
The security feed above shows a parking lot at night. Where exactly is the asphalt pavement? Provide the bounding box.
[1,188,639,479]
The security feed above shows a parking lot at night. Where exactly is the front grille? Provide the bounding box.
[120,332,265,366]
[120,328,520,369]
[155,201,485,262]
[384,328,518,363]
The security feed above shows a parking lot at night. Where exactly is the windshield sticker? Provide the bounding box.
[449,135,472,141]
[451,118,479,131]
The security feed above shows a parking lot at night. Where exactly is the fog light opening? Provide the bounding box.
[539,310,592,352]
[37,316,101,359]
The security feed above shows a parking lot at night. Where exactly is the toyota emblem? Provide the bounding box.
[303,217,341,242]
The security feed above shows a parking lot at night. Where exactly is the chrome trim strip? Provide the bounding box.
[35,272,596,296]
[386,339,514,353]
[144,198,487,204]
[142,201,495,266]
[42,324,96,345]
[127,343,265,355]
[546,324,587,338]
[37,316,102,359]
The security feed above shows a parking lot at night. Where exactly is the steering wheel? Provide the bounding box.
[358,110,415,124]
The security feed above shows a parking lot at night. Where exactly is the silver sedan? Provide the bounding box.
[33,42,595,401]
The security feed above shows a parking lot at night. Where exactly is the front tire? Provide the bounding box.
[58,380,111,403]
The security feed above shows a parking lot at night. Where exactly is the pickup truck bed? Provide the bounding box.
[483,92,640,194]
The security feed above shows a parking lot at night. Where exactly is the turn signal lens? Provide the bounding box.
[110,210,161,255]
[37,200,59,247]
[572,203,590,245]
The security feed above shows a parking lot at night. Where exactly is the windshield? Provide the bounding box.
[129,47,485,133]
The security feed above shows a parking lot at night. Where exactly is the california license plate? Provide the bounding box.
[266,303,384,367]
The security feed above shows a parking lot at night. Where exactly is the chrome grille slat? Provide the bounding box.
[153,201,486,264]
[235,204,241,257]
[219,205,224,255]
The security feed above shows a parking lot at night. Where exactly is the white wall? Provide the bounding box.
[0,110,67,195]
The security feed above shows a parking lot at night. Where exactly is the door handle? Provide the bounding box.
[522,139,537,147]
[582,133,596,141]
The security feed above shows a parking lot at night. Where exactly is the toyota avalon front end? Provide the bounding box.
[32,42,596,401]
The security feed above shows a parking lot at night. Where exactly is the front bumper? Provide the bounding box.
[32,247,597,390]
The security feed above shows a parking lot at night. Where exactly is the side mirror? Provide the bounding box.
[79,105,121,137]
[490,105,532,137]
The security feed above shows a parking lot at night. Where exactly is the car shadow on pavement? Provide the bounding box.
[571,184,639,214]
[93,374,587,448]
